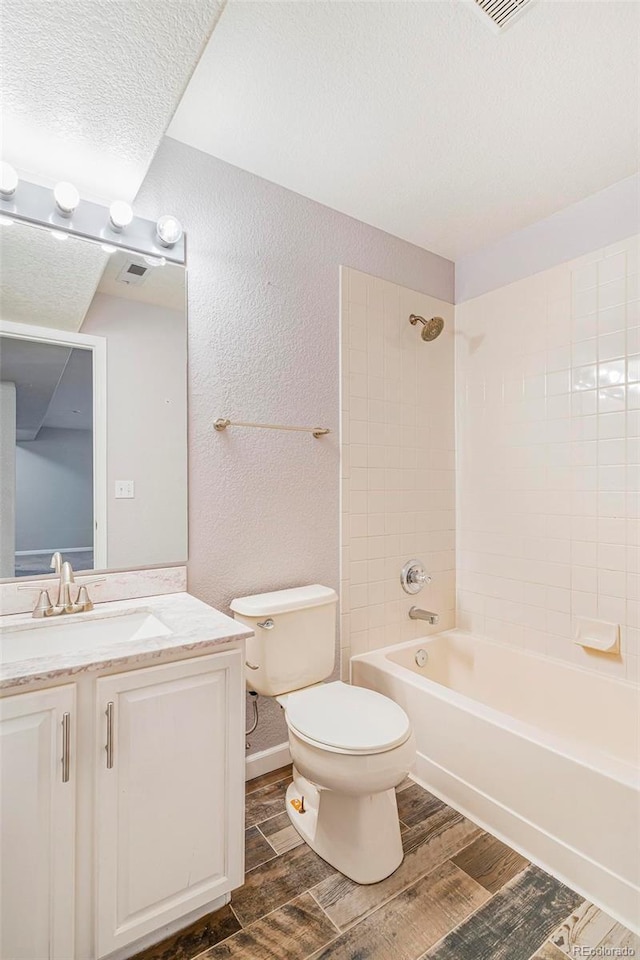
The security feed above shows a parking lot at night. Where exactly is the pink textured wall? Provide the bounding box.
[136,139,454,754]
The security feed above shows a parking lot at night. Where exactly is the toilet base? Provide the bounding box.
[285,768,404,884]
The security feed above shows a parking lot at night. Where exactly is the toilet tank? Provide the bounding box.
[230,584,338,696]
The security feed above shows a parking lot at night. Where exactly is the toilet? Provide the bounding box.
[231,584,415,884]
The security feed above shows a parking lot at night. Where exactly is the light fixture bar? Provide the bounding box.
[0,177,186,264]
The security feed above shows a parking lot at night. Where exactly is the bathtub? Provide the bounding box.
[351,629,640,933]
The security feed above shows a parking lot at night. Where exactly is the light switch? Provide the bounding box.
[115,480,135,499]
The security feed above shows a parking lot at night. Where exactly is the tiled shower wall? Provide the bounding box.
[456,235,639,681]
[340,267,455,676]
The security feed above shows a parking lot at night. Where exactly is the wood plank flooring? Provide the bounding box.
[132,765,639,960]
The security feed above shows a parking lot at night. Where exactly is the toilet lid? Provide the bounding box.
[285,681,411,754]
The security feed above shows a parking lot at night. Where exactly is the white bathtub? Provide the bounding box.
[351,629,640,933]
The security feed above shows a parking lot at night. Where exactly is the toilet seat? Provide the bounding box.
[285,681,411,755]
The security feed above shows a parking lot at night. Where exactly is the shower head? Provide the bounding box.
[409,314,445,342]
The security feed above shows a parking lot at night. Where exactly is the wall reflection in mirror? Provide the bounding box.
[0,220,187,580]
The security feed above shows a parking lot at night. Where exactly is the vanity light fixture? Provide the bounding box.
[0,162,18,198]
[53,181,80,217]
[156,214,183,248]
[144,254,166,267]
[101,243,117,254]
[109,200,133,231]
[5,174,186,263]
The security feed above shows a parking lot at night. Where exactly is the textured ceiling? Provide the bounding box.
[0,224,108,331]
[169,0,640,259]
[1,0,225,203]
[0,222,185,334]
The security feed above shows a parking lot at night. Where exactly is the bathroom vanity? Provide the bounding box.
[0,185,234,958]
[0,591,252,960]
[0,164,257,958]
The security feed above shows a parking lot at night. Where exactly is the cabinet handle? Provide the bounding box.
[61,712,70,783]
[105,701,114,769]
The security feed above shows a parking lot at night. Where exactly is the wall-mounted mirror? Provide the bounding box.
[0,219,187,580]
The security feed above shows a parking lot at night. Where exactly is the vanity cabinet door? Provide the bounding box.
[94,651,244,958]
[0,684,76,960]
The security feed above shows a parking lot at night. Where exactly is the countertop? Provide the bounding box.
[0,592,253,691]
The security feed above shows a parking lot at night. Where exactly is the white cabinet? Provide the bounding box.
[0,684,76,960]
[95,652,244,956]
[0,646,244,960]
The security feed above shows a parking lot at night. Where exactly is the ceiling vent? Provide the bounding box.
[471,0,535,32]
[117,260,149,286]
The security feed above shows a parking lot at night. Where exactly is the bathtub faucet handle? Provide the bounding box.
[411,570,430,586]
[401,559,431,595]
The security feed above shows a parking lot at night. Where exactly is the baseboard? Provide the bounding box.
[245,742,291,782]
[412,751,640,936]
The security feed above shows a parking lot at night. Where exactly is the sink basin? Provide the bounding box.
[0,609,172,665]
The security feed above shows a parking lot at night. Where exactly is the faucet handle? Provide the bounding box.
[74,578,106,612]
[401,559,431,595]
[17,586,53,618]
[410,569,431,586]
[75,585,93,612]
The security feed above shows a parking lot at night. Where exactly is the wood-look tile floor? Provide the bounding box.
[133,766,639,960]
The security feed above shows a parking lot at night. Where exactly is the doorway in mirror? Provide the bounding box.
[0,326,105,578]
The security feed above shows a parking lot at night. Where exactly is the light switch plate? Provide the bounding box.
[115,480,135,499]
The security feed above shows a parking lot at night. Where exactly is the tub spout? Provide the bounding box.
[409,607,439,625]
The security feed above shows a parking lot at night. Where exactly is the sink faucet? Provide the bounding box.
[53,553,76,611]
[19,553,105,618]
[409,607,439,626]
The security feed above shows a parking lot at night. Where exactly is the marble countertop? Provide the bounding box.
[0,592,253,691]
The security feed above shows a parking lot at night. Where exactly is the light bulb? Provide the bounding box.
[156,214,183,247]
[0,162,18,198]
[109,200,133,231]
[53,181,80,216]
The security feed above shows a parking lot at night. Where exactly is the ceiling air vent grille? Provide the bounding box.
[472,0,535,32]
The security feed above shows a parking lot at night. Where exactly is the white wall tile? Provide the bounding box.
[456,235,639,680]
[341,268,455,660]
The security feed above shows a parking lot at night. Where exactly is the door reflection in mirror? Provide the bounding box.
[0,337,94,577]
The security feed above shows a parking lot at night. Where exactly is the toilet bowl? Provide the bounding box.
[231,584,415,884]
[281,681,415,883]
